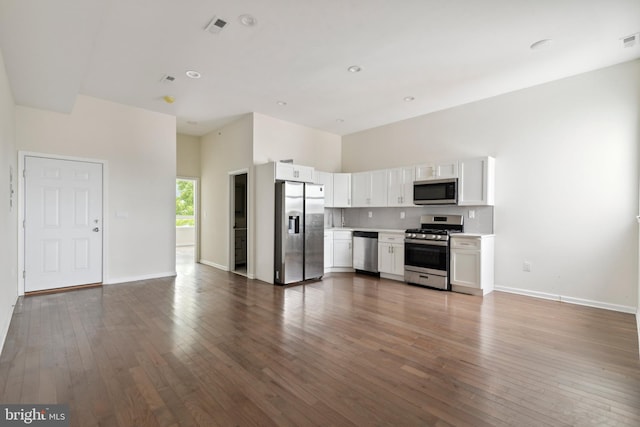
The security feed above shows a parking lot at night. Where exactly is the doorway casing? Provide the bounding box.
[229,169,252,278]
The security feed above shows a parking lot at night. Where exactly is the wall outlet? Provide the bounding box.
[400,211,405,219]
[468,209,475,219]
[368,211,373,218]
[523,261,532,272]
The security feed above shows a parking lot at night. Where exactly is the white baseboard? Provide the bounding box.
[495,285,636,314]
[0,295,18,356]
[199,259,229,271]
[104,271,177,285]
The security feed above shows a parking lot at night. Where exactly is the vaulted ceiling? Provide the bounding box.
[1,0,639,136]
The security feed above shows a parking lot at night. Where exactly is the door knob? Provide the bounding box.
[93,227,100,232]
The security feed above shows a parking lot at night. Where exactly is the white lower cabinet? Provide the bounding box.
[332,230,353,268]
[450,235,495,296]
[324,231,333,271]
[378,233,404,279]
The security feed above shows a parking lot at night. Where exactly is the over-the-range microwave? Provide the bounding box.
[413,178,458,205]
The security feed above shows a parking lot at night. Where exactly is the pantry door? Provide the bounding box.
[24,156,103,292]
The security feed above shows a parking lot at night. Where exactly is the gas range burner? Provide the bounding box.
[405,214,464,242]
[405,229,451,241]
[405,228,450,235]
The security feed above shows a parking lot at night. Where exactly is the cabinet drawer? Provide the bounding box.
[451,238,481,250]
[379,233,404,244]
[333,230,352,240]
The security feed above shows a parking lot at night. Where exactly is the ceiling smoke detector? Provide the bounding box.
[160,74,176,83]
[204,16,228,34]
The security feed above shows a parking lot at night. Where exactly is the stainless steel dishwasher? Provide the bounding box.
[352,231,379,275]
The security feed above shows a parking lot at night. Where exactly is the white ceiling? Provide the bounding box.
[1,0,639,136]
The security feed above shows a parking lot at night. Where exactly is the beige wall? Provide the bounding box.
[200,114,253,272]
[343,60,640,311]
[16,95,177,284]
[253,113,342,171]
[0,49,17,353]
[177,133,201,177]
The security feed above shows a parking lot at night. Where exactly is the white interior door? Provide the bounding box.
[24,156,103,292]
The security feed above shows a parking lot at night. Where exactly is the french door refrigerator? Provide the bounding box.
[275,181,324,284]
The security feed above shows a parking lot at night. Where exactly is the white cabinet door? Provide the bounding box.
[275,162,314,182]
[387,167,414,206]
[378,242,394,274]
[390,243,404,276]
[415,161,458,181]
[370,169,388,206]
[352,170,387,207]
[450,235,494,295]
[324,231,333,269]
[333,173,351,207]
[458,157,495,206]
[450,249,481,288]
[314,171,334,207]
[378,233,405,276]
[333,240,353,267]
[351,171,370,207]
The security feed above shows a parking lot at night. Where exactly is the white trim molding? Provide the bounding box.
[199,259,229,271]
[0,296,18,356]
[103,271,177,285]
[495,286,636,314]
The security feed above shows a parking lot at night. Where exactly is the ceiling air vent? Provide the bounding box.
[205,16,228,34]
[622,33,638,48]
[160,74,176,83]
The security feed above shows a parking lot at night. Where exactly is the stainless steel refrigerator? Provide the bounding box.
[275,181,324,284]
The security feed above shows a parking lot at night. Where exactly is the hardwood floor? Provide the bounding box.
[1,256,639,426]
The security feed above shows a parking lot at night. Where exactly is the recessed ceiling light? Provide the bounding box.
[239,14,257,26]
[530,39,554,50]
[277,101,287,106]
[347,65,362,73]
[403,96,415,102]
[163,95,175,104]
[186,70,201,79]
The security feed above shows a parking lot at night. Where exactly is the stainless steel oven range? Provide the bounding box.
[404,214,463,290]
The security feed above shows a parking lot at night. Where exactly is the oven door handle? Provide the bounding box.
[404,238,448,247]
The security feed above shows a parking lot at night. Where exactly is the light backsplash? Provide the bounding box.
[325,206,494,234]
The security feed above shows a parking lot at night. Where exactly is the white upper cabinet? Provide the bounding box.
[313,171,334,207]
[387,167,415,207]
[333,173,352,207]
[458,157,495,206]
[415,161,459,181]
[274,162,314,182]
[352,170,387,207]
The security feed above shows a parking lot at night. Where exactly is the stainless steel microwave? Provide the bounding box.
[413,178,457,205]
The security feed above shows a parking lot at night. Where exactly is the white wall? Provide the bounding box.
[177,133,201,177]
[16,95,177,284]
[253,113,342,172]
[343,60,640,311]
[0,49,18,353]
[200,114,253,272]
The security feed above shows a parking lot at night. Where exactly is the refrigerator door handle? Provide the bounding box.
[288,215,300,234]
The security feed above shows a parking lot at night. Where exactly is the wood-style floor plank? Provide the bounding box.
[0,249,639,426]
